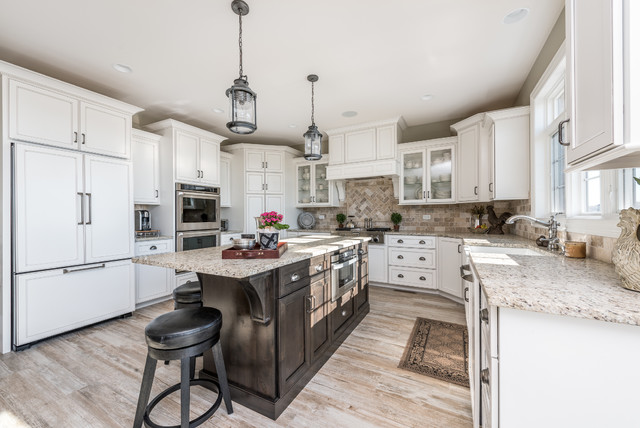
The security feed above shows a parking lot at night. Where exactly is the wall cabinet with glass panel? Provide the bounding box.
[398,137,456,205]
[294,157,339,207]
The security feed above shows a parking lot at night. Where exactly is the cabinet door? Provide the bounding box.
[308,275,330,363]
[331,292,355,339]
[80,101,130,158]
[14,144,84,272]
[313,163,330,204]
[84,155,133,263]
[136,264,173,304]
[245,194,265,235]
[245,150,265,171]
[264,151,284,172]
[199,138,220,185]
[566,0,617,164]
[132,137,160,204]
[328,135,344,164]
[246,172,265,193]
[278,285,310,395]
[400,151,426,203]
[264,173,283,194]
[265,194,284,214]
[438,238,463,298]
[427,145,455,203]
[345,129,376,163]
[492,115,530,200]
[368,245,388,283]
[297,164,312,206]
[376,124,396,160]
[457,125,480,202]
[175,131,200,182]
[219,157,231,207]
[9,79,78,149]
[14,259,134,346]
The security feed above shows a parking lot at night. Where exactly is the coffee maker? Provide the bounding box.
[135,210,151,231]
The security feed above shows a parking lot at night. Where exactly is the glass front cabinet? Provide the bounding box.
[399,138,456,204]
[295,158,339,207]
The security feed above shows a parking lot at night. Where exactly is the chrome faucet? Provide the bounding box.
[505,214,563,251]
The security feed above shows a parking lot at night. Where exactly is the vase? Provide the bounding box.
[612,208,640,292]
[259,230,280,250]
[393,224,400,231]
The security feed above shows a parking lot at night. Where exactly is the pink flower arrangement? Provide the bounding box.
[258,211,289,230]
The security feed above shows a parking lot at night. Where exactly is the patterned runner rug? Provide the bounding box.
[398,317,469,387]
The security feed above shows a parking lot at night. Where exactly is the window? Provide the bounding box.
[621,168,640,209]
[582,171,601,213]
[550,131,565,213]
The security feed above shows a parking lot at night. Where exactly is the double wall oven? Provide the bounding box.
[175,183,221,252]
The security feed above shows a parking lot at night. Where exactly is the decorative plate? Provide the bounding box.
[297,212,316,229]
[414,186,423,199]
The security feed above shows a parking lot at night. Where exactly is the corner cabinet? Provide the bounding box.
[132,129,161,205]
[7,74,141,159]
[398,137,456,205]
[294,157,339,207]
[564,0,640,171]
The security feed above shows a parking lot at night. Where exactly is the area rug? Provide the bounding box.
[398,317,469,387]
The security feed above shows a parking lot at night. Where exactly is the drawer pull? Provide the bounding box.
[149,245,157,250]
[397,239,404,244]
[63,263,105,274]
[464,287,469,302]
[458,244,462,253]
[480,308,489,322]
[291,273,300,282]
[481,368,490,385]
[419,276,426,281]
[341,310,347,317]
[315,264,323,272]
[397,255,404,259]
[419,240,426,244]
[419,256,426,261]
[306,295,317,313]
[397,274,404,278]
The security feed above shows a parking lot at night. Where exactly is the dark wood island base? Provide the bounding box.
[197,242,370,420]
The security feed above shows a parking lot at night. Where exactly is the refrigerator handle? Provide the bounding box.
[85,193,92,225]
[77,192,84,225]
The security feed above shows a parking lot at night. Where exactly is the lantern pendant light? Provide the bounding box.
[226,0,257,134]
[303,74,322,161]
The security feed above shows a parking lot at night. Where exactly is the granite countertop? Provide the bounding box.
[221,230,243,234]
[133,235,370,279]
[135,235,174,242]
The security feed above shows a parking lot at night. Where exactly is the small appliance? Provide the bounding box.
[135,210,151,231]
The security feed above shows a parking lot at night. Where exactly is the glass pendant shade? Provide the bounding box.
[303,125,322,161]
[226,77,257,134]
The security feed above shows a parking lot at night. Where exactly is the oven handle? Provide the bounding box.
[332,256,358,270]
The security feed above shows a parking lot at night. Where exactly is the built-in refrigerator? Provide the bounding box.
[12,143,135,349]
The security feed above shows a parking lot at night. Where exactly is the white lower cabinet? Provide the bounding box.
[368,245,388,283]
[14,259,134,346]
[135,239,174,305]
[221,232,242,246]
[387,235,438,290]
[175,272,198,288]
[438,237,464,298]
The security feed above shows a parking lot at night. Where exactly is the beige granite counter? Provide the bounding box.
[133,235,370,279]
[135,235,173,242]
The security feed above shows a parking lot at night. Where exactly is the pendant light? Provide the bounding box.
[303,74,322,161]
[226,0,257,134]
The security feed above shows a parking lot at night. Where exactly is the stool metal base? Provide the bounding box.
[143,378,222,428]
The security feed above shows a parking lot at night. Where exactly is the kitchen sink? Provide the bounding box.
[467,246,546,256]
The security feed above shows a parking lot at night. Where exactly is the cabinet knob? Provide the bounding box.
[397,239,404,244]
[149,245,157,250]
[419,276,426,281]
[419,256,426,261]
[397,274,404,278]
[481,368,490,385]
[341,310,347,317]
[291,273,300,282]
[480,308,489,322]
[397,255,404,259]
[419,240,426,244]
[315,264,323,272]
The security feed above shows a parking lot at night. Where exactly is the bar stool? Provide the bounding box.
[133,307,233,428]
[172,280,202,309]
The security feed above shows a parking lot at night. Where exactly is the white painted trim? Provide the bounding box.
[144,119,227,144]
[325,116,406,136]
[221,142,302,156]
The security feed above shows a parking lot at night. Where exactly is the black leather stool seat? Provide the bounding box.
[173,281,202,304]
[145,307,222,350]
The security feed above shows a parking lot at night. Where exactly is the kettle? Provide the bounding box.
[346,215,356,229]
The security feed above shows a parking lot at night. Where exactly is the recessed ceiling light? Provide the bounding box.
[112,63,133,73]
[342,111,358,118]
[213,108,224,114]
[421,94,434,101]
[503,8,529,24]
[288,124,297,128]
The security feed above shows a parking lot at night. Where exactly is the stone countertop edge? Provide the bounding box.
[221,230,243,234]
[135,235,174,242]
[133,236,371,280]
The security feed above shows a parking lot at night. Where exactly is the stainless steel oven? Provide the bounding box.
[176,183,221,232]
[176,230,221,252]
[331,249,358,301]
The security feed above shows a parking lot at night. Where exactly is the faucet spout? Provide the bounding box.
[505,214,552,227]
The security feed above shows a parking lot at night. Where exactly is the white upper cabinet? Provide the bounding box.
[6,70,141,158]
[175,131,201,183]
[565,0,640,170]
[132,129,161,205]
[327,117,405,180]
[295,158,339,207]
[219,152,232,207]
[456,124,480,202]
[199,138,220,185]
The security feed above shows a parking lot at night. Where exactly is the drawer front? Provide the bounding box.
[389,248,436,269]
[331,291,355,336]
[308,254,328,277]
[359,256,369,279]
[221,233,242,245]
[387,235,436,248]
[279,259,310,297]
[135,240,172,256]
[388,267,437,289]
[358,241,368,255]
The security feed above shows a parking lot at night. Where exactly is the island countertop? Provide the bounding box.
[132,235,370,279]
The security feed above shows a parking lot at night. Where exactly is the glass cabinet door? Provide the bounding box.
[297,165,312,205]
[314,163,329,204]
[427,146,454,202]
[401,151,425,202]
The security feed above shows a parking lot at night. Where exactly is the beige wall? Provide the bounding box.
[401,118,464,143]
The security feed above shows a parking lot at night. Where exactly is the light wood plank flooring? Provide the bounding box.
[0,286,472,427]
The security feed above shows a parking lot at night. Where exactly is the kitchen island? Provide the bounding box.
[133,235,370,419]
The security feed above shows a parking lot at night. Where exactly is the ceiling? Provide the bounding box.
[0,0,563,148]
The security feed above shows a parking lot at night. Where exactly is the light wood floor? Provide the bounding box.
[0,286,472,427]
